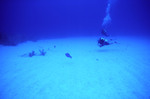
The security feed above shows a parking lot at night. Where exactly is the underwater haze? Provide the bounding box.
[0,0,150,99]
[0,0,150,43]
[0,0,106,42]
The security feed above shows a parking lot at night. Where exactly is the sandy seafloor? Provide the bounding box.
[0,36,150,99]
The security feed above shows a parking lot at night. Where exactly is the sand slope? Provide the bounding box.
[0,36,150,99]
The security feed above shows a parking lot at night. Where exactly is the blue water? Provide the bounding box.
[0,0,150,99]
[0,0,149,42]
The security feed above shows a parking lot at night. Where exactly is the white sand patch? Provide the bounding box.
[0,36,150,99]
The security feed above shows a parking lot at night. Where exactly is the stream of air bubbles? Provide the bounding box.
[102,0,116,30]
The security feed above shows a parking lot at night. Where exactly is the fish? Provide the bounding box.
[65,53,72,59]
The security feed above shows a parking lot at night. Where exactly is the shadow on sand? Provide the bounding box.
[95,49,119,52]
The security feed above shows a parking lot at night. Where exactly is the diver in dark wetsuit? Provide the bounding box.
[98,37,110,47]
[97,28,117,47]
[97,28,110,47]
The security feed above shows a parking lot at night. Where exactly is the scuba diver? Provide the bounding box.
[98,28,110,47]
[98,29,118,47]
[98,37,110,47]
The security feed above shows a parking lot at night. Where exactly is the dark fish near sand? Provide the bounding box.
[65,53,72,59]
